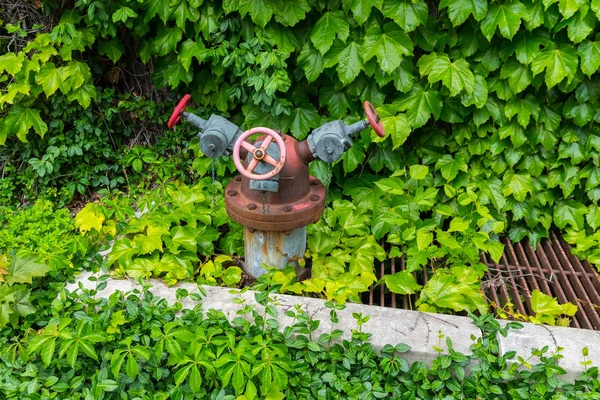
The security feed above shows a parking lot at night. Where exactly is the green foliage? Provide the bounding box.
[0,283,598,399]
[0,254,51,329]
[79,180,244,286]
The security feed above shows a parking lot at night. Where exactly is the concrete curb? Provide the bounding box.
[66,271,599,382]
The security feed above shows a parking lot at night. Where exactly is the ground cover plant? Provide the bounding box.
[0,278,599,399]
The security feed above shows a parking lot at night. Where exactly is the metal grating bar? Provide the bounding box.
[363,233,600,330]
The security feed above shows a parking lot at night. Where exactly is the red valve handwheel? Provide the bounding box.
[167,94,191,129]
[364,101,385,138]
[233,127,287,181]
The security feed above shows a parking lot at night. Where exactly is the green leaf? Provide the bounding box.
[283,105,320,140]
[0,52,24,75]
[310,11,350,55]
[274,0,311,26]
[478,178,507,211]
[4,105,49,142]
[531,45,579,89]
[416,228,433,251]
[500,59,532,94]
[112,7,138,23]
[394,85,442,128]
[324,40,364,85]
[586,205,600,229]
[153,26,183,57]
[178,39,207,71]
[577,40,600,77]
[377,105,411,149]
[343,0,383,25]
[384,271,422,295]
[5,255,50,285]
[448,217,470,232]
[171,1,200,30]
[264,24,301,53]
[558,141,585,164]
[554,200,587,230]
[435,154,468,181]
[480,2,529,41]
[409,165,429,180]
[502,172,534,201]
[505,94,540,128]
[418,53,474,96]
[144,0,171,23]
[439,0,488,26]
[543,0,587,19]
[98,380,119,392]
[383,0,428,32]
[67,84,96,108]
[35,64,64,97]
[298,42,324,82]
[567,11,595,43]
[460,74,488,108]
[98,38,124,63]
[363,22,413,74]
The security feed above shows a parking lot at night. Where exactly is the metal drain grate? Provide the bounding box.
[362,233,600,330]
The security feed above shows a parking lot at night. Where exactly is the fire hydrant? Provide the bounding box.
[169,96,386,278]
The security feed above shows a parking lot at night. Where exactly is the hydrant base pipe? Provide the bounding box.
[244,226,307,278]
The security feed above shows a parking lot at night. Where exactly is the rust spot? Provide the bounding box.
[247,203,257,210]
[310,194,320,202]
[283,230,293,235]
[282,205,293,213]
[227,190,238,197]
[234,176,242,182]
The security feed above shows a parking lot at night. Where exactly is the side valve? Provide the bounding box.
[168,94,243,158]
[305,101,385,163]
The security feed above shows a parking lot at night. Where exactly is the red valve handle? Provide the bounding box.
[168,94,191,129]
[364,101,385,138]
[233,127,287,181]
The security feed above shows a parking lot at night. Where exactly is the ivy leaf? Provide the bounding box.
[0,52,24,75]
[282,105,320,140]
[394,85,442,128]
[587,205,600,229]
[274,0,311,26]
[112,7,138,23]
[35,64,64,97]
[298,42,324,82]
[504,94,540,127]
[416,228,434,251]
[478,178,507,211]
[171,1,200,30]
[543,0,587,19]
[363,22,413,74]
[409,165,429,180]
[153,26,183,57]
[558,141,585,164]
[563,97,594,127]
[578,40,600,77]
[4,105,48,142]
[554,200,587,230]
[178,39,207,71]
[264,24,301,54]
[567,11,595,44]
[324,40,364,85]
[98,38,124,63]
[502,172,534,201]
[384,271,422,295]
[4,255,50,285]
[383,0,428,32]
[310,11,350,55]
[500,59,532,94]
[435,154,468,181]
[417,53,474,96]
[439,0,488,26]
[67,84,96,108]
[480,2,529,41]
[144,0,171,23]
[377,105,411,149]
[461,74,488,108]
[343,0,383,25]
[531,45,579,89]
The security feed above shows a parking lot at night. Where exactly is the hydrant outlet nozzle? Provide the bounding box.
[184,112,207,130]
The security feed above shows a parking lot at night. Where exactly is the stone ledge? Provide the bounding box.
[66,271,598,382]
